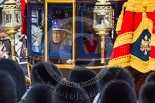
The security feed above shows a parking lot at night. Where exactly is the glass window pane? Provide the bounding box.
[4,13,12,26]
[95,12,110,27]
[30,5,44,53]
[82,5,100,54]
[49,4,73,56]
[2,12,6,25]
[14,10,21,26]
[31,7,38,24]
[31,25,43,52]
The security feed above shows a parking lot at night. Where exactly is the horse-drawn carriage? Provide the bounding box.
[24,0,126,77]
[0,0,126,78]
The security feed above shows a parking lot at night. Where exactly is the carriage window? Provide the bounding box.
[78,4,101,58]
[78,4,113,60]
[29,5,44,55]
[48,4,73,57]
[82,8,100,54]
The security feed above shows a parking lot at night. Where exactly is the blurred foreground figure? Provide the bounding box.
[139,72,155,103]
[0,71,17,103]
[98,67,134,88]
[21,83,53,103]
[69,66,100,102]
[0,58,26,102]
[93,67,135,103]
[139,82,155,103]
[100,80,137,103]
[52,83,90,103]
[31,61,62,86]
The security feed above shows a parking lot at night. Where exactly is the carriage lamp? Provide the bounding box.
[93,0,113,64]
[2,0,22,60]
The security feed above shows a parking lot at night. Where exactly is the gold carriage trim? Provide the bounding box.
[113,32,133,48]
[108,55,130,68]
[130,54,149,73]
[133,18,153,43]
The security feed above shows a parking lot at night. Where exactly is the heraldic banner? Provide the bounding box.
[108,0,155,73]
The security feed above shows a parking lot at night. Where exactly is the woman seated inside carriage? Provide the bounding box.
[50,19,72,54]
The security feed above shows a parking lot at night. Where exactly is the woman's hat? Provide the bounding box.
[52,19,70,33]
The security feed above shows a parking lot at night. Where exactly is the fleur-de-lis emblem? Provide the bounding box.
[140,35,150,55]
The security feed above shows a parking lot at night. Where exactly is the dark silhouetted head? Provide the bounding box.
[24,83,53,103]
[145,72,155,83]
[68,66,99,102]
[98,67,134,89]
[0,70,17,103]
[31,61,62,86]
[52,83,90,103]
[0,58,26,101]
[139,81,155,103]
[100,80,137,103]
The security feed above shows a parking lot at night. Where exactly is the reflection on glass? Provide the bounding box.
[50,4,73,54]
[5,14,12,26]
[31,7,44,53]
[31,8,38,24]
[3,10,21,27]
[31,25,43,52]
[14,11,21,26]
[81,6,101,54]
[95,12,110,27]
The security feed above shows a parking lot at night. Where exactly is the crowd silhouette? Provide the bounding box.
[0,58,154,103]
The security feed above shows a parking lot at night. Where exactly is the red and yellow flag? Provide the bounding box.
[109,0,155,73]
